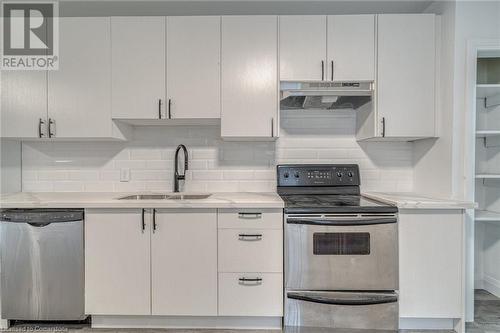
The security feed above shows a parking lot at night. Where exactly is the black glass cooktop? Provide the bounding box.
[281,194,398,214]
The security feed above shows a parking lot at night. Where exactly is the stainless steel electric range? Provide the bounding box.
[277,164,399,331]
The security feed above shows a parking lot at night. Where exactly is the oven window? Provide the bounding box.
[313,233,370,255]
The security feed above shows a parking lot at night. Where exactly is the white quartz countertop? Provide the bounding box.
[0,192,284,209]
[363,192,477,210]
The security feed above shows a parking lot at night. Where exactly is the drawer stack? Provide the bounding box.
[217,208,283,316]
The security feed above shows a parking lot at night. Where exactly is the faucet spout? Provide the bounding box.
[174,144,189,192]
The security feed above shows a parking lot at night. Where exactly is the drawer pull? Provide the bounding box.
[238,234,263,241]
[238,212,262,219]
[239,277,263,285]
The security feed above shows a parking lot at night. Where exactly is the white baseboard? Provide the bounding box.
[91,315,282,330]
[399,318,456,330]
[484,275,500,298]
[0,319,8,329]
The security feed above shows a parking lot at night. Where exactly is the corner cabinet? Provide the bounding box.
[356,14,437,141]
[221,16,279,140]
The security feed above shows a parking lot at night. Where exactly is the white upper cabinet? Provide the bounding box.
[111,17,166,120]
[279,16,327,81]
[152,209,217,316]
[279,15,375,82]
[221,16,279,139]
[327,15,375,81]
[375,14,436,139]
[48,18,115,138]
[1,71,47,138]
[166,16,220,119]
[85,209,151,315]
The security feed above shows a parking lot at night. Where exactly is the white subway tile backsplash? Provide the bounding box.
[21,113,415,193]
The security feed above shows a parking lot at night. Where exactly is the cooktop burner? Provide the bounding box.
[277,164,398,214]
[280,194,398,214]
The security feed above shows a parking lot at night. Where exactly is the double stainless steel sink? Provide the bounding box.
[117,194,212,200]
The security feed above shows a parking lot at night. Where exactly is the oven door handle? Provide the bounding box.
[287,292,398,306]
[286,217,397,226]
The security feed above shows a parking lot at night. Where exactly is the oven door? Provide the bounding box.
[285,214,398,291]
[285,290,399,330]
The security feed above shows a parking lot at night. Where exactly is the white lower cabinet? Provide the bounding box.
[217,208,283,317]
[152,209,217,315]
[85,209,151,315]
[399,209,464,318]
[85,207,283,319]
[218,273,283,316]
[218,229,283,272]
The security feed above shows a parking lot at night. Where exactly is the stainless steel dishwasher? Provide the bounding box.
[0,209,85,321]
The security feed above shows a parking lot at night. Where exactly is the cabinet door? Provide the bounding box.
[48,18,112,138]
[152,209,217,315]
[279,16,326,81]
[1,71,47,138]
[166,16,220,119]
[399,210,463,318]
[221,16,278,139]
[327,15,375,81]
[85,209,151,315]
[111,17,166,120]
[377,14,435,138]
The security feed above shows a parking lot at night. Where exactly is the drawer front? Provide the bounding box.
[218,273,283,316]
[218,229,283,273]
[218,209,283,229]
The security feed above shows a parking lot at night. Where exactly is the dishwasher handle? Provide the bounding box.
[1,209,84,224]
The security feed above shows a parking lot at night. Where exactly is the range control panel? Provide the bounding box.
[277,164,360,187]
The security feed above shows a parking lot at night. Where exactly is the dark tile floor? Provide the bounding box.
[466,289,500,333]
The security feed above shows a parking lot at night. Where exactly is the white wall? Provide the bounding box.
[21,111,414,193]
[415,0,456,198]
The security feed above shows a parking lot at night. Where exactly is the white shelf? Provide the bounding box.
[476,130,500,137]
[477,84,500,98]
[476,174,500,179]
[476,210,500,222]
[477,84,500,108]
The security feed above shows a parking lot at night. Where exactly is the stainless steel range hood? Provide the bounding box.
[280,81,373,110]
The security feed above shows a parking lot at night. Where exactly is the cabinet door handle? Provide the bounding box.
[48,118,56,138]
[238,212,262,219]
[239,277,263,285]
[381,117,386,137]
[271,118,274,138]
[238,234,263,241]
[158,99,163,119]
[152,208,157,233]
[321,60,325,81]
[141,209,146,233]
[331,60,334,81]
[38,118,46,138]
[168,99,172,119]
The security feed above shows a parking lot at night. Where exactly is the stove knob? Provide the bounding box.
[347,172,353,177]
[337,172,342,178]
[294,173,300,178]
[284,173,289,179]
